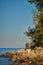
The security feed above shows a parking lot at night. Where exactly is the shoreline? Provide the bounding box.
[0,47,43,65]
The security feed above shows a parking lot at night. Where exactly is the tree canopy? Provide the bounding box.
[25,0,43,48]
[28,0,43,11]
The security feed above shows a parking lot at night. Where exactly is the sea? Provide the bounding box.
[0,48,22,65]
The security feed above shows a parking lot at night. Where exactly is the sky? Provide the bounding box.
[0,0,36,48]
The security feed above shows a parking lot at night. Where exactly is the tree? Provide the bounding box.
[25,0,43,48]
[28,0,43,11]
[25,43,29,49]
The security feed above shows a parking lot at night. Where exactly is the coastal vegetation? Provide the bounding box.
[0,0,43,65]
[25,0,43,49]
[25,43,30,49]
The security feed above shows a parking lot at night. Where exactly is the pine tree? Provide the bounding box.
[25,0,43,48]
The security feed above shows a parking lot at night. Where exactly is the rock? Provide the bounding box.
[22,62,29,65]
[6,47,43,65]
[0,51,17,58]
[0,54,5,57]
[0,47,43,65]
[11,55,17,61]
[33,47,43,64]
[27,50,36,59]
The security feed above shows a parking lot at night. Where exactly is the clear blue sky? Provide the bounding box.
[0,0,36,48]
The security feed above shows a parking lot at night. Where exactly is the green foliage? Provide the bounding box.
[25,27,35,37]
[27,0,43,11]
[25,43,29,49]
[25,0,43,48]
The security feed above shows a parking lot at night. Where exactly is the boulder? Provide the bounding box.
[0,47,43,65]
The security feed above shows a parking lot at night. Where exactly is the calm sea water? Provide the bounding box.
[0,48,22,65]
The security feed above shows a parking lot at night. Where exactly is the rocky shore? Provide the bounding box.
[0,47,43,65]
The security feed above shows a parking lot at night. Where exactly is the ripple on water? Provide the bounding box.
[0,57,14,65]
